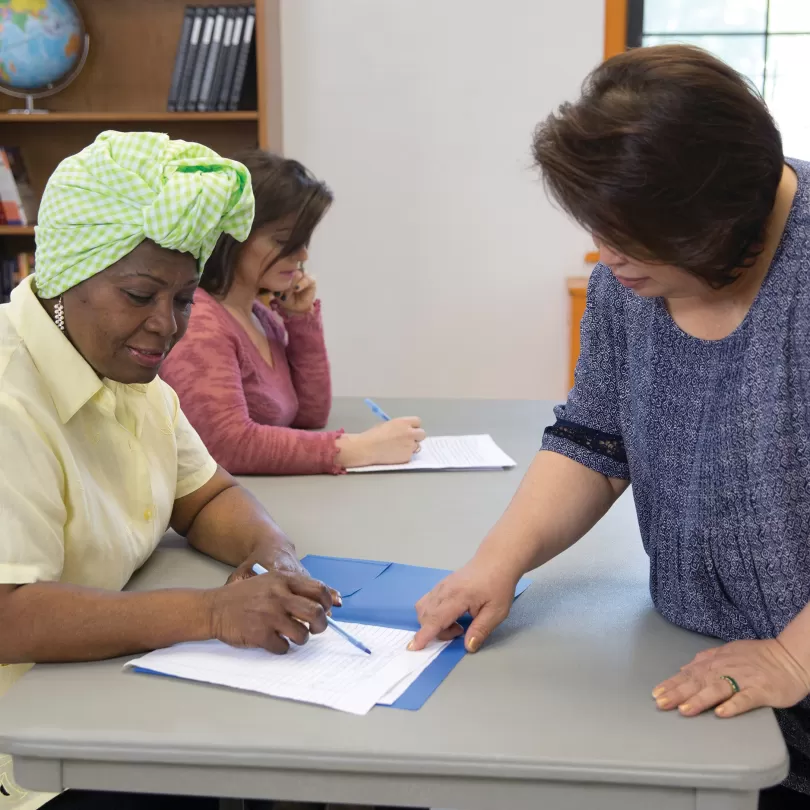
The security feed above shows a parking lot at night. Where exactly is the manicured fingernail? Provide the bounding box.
[334,595,342,606]
[656,698,671,709]
[407,640,415,651]
[679,704,691,713]
[652,688,665,698]
[467,636,480,653]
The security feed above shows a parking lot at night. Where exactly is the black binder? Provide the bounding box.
[175,6,204,112]
[217,5,247,111]
[228,5,256,111]
[208,6,236,112]
[197,6,227,112]
[167,5,194,111]
[186,6,216,111]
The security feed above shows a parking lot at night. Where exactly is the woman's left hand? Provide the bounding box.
[227,542,342,607]
[653,638,810,718]
[275,272,317,315]
[228,544,307,583]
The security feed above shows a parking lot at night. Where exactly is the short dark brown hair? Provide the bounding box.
[532,44,784,287]
[201,150,333,296]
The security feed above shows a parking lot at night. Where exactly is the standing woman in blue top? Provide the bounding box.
[412,45,810,807]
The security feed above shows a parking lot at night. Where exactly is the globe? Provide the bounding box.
[0,0,88,103]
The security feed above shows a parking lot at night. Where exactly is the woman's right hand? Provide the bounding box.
[336,417,426,468]
[207,570,333,654]
[409,560,518,653]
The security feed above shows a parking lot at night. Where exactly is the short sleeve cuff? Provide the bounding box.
[175,455,218,500]
[541,432,630,480]
[0,563,49,585]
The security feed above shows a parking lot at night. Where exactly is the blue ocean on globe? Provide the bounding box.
[0,0,84,93]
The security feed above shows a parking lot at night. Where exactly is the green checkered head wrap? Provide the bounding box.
[34,130,255,299]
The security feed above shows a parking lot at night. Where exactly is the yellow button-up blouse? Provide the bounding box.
[0,276,217,789]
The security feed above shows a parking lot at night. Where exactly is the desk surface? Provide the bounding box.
[0,399,788,808]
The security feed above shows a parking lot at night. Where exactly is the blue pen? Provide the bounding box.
[364,398,391,422]
[251,563,371,655]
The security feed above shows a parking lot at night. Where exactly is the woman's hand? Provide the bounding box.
[274,272,317,315]
[208,570,334,654]
[409,560,518,653]
[227,542,307,583]
[228,540,342,607]
[653,638,810,718]
[336,418,426,468]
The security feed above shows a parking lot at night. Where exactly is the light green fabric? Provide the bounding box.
[34,130,255,299]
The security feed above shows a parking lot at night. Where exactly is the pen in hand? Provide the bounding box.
[251,563,372,655]
[364,398,391,422]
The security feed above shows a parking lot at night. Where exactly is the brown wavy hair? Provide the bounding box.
[201,150,334,296]
[532,45,784,288]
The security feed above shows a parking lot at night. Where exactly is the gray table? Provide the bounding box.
[0,399,789,809]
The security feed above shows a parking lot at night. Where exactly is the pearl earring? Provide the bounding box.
[54,297,65,332]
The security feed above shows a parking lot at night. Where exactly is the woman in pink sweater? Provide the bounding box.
[160,151,424,475]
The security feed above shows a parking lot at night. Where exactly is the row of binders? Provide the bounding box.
[167,4,257,113]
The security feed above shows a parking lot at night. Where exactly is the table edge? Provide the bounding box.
[0,737,789,792]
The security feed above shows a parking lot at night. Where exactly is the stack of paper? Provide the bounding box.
[126,622,449,716]
[349,434,516,473]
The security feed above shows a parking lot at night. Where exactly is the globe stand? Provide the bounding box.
[8,96,49,115]
[2,33,89,114]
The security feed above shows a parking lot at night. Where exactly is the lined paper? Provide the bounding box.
[126,622,449,715]
[349,435,516,473]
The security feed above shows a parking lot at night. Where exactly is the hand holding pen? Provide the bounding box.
[333,400,425,468]
[252,564,371,655]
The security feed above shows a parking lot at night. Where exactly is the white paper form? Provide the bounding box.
[348,435,516,474]
[126,622,448,715]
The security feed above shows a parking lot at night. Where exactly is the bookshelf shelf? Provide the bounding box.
[0,112,259,124]
[0,226,35,237]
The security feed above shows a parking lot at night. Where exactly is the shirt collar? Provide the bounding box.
[7,276,104,423]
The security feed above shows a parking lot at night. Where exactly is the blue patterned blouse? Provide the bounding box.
[542,159,810,792]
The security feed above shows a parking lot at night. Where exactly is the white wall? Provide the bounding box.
[280,0,603,399]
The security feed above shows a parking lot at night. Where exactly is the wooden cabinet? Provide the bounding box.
[567,251,600,390]
[567,276,588,390]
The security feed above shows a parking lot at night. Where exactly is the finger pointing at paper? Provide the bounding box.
[410,562,518,653]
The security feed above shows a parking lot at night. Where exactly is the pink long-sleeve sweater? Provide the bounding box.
[160,289,343,475]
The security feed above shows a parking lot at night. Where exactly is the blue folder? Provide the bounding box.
[301,554,531,710]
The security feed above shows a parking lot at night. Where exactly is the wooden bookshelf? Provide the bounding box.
[0,112,259,123]
[0,0,281,254]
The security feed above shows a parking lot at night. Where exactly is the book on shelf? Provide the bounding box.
[167,4,256,113]
[175,6,205,112]
[217,6,247,110]
[228,4,256,111]
[0,252,34,305]
[207,7,236,111]
[197,6,226,112]
[186,6,216,111]
[0,147,37,226]
[167,5,195,112]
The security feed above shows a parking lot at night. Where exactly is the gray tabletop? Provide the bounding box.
[0,399,789,810]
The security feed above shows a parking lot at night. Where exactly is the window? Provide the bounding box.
[626,0,810,158]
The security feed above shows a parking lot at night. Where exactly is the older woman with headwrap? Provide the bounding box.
[0,132,338,810]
